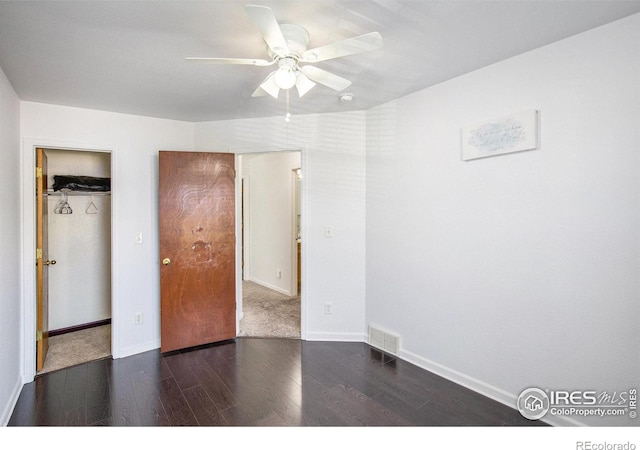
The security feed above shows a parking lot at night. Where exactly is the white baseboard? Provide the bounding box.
[248,278,293,296]
[1,377,23,426]
[398,347,585,427]
[116,338,161,359]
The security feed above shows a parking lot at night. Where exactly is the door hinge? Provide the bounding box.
[36,248,42,260]
[36,167,42,178]
[36,330,42,342]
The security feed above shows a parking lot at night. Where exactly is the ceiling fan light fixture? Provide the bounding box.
[274,67,297,89]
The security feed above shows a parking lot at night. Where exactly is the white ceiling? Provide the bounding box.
[1,0,639,122]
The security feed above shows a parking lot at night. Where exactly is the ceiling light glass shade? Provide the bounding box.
[274,67,297,89]
[295,73,316,97]
[253,72,280,98]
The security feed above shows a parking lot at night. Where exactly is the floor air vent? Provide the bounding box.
[368,324,400,355]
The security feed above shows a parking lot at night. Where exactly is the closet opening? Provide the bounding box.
[36,148,112,374]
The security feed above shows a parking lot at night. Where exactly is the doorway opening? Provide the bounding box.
[238,151,301,338]
[36,148,112,374]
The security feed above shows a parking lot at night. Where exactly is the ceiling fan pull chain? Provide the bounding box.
[285,89,291,122]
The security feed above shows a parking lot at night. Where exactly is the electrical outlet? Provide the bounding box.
[276,269,282,279]
[324,227,333,238]
[324,303,333,314]
[135,312,143,325]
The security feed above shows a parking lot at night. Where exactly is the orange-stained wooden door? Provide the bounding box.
[36,148,50,371]
[159,151,236,353]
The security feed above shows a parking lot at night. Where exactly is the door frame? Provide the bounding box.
[233,148,305,339]
[21,139,117,381]
[290,167,301,297]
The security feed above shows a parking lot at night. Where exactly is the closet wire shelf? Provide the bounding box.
[46,190,111,196]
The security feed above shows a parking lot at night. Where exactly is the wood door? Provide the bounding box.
[159,151,236,353]
[36,148,50,371]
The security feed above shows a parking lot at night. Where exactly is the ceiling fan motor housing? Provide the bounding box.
[269,23,310,59]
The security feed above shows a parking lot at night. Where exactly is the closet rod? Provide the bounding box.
[46,190,111,196]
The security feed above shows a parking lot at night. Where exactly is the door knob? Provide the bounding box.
[44,260,56,265]
[162,258,171,265]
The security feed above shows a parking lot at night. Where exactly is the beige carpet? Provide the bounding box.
[39,325,111,374]
[239,281,301,338]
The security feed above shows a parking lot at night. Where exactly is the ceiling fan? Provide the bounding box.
[186,4,383,99]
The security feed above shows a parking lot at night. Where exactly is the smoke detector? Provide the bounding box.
[339,93,354,103]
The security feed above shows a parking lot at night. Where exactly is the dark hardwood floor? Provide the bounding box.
[8,338,547,427]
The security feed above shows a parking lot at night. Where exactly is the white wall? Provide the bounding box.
[46,149,111,330]
[20,102,195,373]
[0,65,21,426]
[366,14,640,426]
[195,111,367,341]
[244,151,301,295]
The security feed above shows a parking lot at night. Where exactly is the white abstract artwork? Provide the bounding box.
[462,110,539,160]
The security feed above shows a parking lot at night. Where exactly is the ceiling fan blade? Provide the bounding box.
[301,32,383,63]
[300,66,352,91]
[186,57,273,66]
[295,72,316,97]
[244,5,289,57]
[252,71,280,98]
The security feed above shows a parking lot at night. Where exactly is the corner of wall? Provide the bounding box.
[0,378,23,426]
